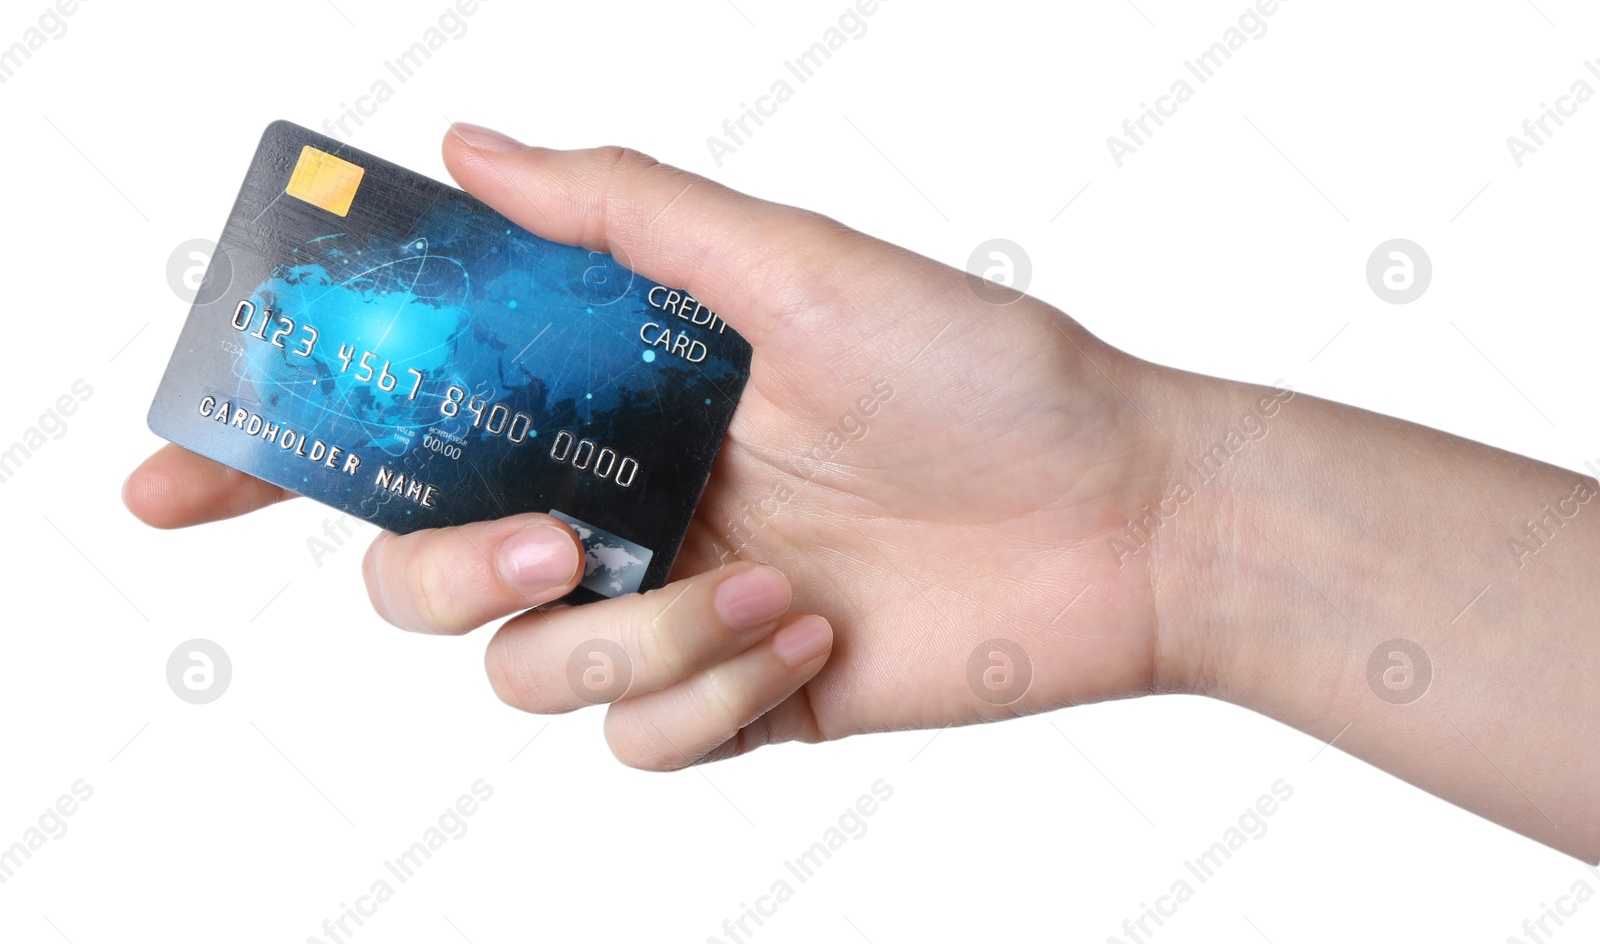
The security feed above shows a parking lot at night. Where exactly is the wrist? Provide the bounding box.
[1118,362,1305,702]
[1143,373,1439,714]
[1140,369,1600,859]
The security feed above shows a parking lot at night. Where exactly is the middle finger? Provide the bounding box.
[485,562,792,713]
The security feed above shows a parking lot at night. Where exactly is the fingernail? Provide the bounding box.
[772,616,832,668]
[714,566,791,632]
[497,526,581,595]
[451,122,525,153]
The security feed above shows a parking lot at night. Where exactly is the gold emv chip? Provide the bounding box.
[285,146,365,217]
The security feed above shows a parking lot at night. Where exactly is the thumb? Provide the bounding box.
[440,123,907,348]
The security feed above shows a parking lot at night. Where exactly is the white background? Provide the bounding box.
[1,0,1596,941]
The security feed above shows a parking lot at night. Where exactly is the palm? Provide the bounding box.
[672,279,1167,740]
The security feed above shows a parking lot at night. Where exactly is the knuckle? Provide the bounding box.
[595,146,664,214]
[407,539,459,632]
[486,628,554,712]
[694,669,744,732]
[593,144,660,174]
[592,146,673,244]
[631,614,685,686]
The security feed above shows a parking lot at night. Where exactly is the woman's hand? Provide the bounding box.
[126,123,1194,769]
[126,124,1600,863]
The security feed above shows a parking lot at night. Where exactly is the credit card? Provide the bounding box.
[148,121,752,604]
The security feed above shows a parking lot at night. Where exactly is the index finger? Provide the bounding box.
[123,443,295,529]
[440,124,921,349]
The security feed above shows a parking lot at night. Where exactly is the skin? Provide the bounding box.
[124,124,1599,864]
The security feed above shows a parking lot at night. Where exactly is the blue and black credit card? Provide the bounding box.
[148,121,751,604]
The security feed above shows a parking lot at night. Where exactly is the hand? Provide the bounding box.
[125,123,1196,769]
[126,124,1600,863]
